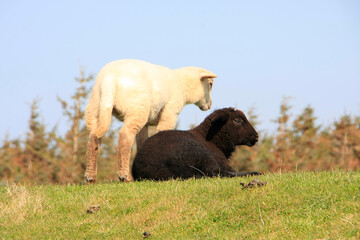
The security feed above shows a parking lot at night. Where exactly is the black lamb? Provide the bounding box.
[132,107,261,180]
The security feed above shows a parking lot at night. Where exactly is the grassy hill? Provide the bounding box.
[0,171,359,239]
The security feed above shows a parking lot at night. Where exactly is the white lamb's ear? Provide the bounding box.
[200,71,217,80]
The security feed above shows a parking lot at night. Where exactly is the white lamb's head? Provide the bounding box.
[194,70,217,111]
[175,67,217,111]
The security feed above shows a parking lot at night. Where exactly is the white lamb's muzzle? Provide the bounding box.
[199,102,211,111]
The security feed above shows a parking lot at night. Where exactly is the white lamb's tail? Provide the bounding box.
[85,75,115,138]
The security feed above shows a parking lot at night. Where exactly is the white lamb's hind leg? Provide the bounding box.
[84,134,102,184]
[135,125,149,150]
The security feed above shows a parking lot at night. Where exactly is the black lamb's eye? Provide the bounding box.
[234,118,244,125]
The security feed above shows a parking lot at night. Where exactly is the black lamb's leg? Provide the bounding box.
[219,170,238,177]
[219,170,262,177]
[235,171,262,177]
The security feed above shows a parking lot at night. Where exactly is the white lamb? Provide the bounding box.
[84,59,217,183]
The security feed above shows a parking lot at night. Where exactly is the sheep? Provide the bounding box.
[132,107,262,180]
[84,59,217,183]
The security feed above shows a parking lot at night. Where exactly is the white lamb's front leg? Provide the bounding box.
[156,106,180,132]
[117,111,149,182]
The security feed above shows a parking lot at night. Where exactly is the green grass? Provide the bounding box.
[0,171,359,239]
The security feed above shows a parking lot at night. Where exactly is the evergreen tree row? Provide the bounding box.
[231,98,360,173]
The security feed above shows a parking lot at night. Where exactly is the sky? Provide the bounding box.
[0,0,359,141]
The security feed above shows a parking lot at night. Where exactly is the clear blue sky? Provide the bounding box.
[1,0,359,140]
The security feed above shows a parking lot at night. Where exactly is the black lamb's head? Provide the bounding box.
[208,108,258,147]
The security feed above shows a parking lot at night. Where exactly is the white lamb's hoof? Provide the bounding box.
[118,175,132,183]
[84,176,96,184]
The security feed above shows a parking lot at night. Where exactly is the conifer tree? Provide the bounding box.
[57,65,94,183]
[316,127,334,169]
[291,105,319,170]
[331,114,360,170]
[272,97,293,171]
[23,98,56,183]
[0,136,23,183]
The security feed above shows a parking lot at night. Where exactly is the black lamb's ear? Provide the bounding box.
[210,111,228,128]
[207,111,228,140]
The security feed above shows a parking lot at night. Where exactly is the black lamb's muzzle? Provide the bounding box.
[246,133,258,147]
